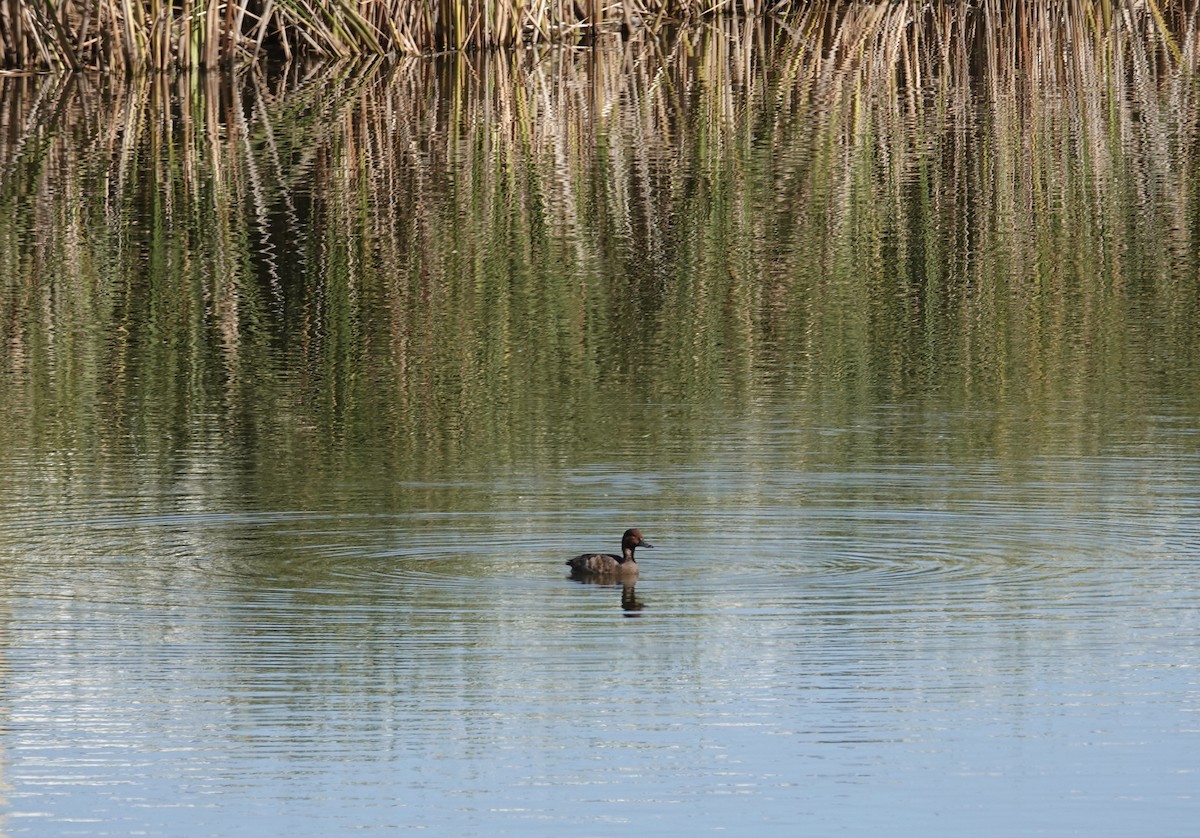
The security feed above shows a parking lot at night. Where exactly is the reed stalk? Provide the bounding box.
[1,0,736,70]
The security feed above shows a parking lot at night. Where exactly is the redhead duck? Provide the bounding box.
[566,528,653,577]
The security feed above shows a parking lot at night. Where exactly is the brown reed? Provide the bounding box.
[3,0,1197,73]
[1,0,721,71]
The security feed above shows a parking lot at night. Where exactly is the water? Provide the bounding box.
[2,16,1200,836]
[3,413,1197,834]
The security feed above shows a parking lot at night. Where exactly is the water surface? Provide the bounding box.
[1,12,1199,836]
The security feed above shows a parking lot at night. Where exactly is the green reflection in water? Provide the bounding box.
[0,16,1198,516]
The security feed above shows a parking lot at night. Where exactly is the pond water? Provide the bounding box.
[2,12,1199,836]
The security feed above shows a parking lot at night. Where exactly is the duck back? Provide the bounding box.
[566,553,633,575]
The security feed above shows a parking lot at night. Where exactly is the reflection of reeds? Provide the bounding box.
[0,6,1197,475]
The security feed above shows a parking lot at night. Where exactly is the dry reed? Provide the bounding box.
[2,0,734,71]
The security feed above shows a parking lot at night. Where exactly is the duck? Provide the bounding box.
[566,528,653,577]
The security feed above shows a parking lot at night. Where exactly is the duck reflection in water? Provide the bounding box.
[620,584,644,614]
[567,575,645,615]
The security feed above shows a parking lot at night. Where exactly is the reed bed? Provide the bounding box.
[1,0,737,72]
[8,0,1191,73]
[1,4,1197,469]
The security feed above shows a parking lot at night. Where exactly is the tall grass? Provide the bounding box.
[5,0,1195,73]
[1,0,729,71]
[1,4,1197,474]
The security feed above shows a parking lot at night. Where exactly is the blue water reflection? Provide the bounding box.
[3,431,1199,834]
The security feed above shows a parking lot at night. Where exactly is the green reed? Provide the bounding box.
[1,6,1197,482]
